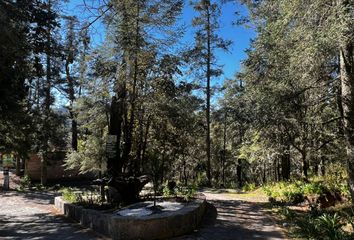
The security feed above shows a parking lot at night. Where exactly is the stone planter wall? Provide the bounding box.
[54,196,206,240]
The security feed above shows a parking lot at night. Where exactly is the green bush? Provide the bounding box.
[263,182,304,203]
[76,190,101,206]
[295,215,319,239]
[177,184,196,201]
[280,206,296,221]
[162,181,177,197]
[263,180,338,204]
[19,175,31,190]
[61,187,78,203]
[195,172,208,187]
[302,182,327,195]
[315,213,345,240]
[242,183,256,192]
[323,163,350,198]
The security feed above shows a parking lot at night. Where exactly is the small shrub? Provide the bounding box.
[323,163,350,198]
[34,184,45,191]
[280,206,296,221]
[263,182,304,203]
[61,187,77,203]
[242,183,256,192]
[76,190,101,206]
[163,181,177,197]
[315,213,345,240]
[195,172,208,187]
[177,184,196,201]
[19,175,31,190]
[296,215,319,239]
[302,182,326,195]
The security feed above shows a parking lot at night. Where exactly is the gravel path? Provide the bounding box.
[174,190,287,240]
[0,191,105,240]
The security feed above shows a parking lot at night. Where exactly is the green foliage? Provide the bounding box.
[277,207,349,240]
[61,187,77,203]
[295,215,319,240]
[302,182,327,195]
[263,176,350,205]
[242,183,256,192]
[263,182,299,202]
[163,184,172,197]
[162,181,177,197]
[195,172,209,187]
[279,206,296,221]
[323,163,350,198]
[263,181,329,203]
[316,213,345,240]
[61,188,102,206]
[176,184,197,201]
[75,190,102,207]
[19,175,32,190]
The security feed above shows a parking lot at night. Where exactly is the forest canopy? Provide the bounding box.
[1,0,354,203]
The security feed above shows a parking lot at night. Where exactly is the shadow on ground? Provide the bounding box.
[0,191,103,240]
[174,199,286,240]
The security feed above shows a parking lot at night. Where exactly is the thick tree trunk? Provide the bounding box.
[339,32,354,201]
[66,56,77,150]
[281,144,291,180]
[107,95,124,177]
[41,0,51,186]
[15,155,21,176]
[337,0,354,202]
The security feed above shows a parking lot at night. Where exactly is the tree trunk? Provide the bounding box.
[107,95,124,177]
[281,145,291,180]
[222,110,227,187]
[320,156,326,176]
[41,152,47,186]
[237,159,242,188]
[41,0,51,186]
[338,0,354,201]
[15,154,21,176]
[302,151,309,179]
[205,4,212,187]
[66,56,77,150]
[263,161,266,184]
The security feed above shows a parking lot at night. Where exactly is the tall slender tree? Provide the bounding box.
[188,0,231,186]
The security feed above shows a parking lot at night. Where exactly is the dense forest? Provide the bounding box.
[1,0,354,204]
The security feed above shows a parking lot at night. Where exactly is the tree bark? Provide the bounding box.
[237,159,242,188]
[41,0,52,186]
[107,95,124,177]
[281,144,291,180]
[338,0,354,201]
[302,151,309,179]
[205,3,212,187]
[65,52,77,150]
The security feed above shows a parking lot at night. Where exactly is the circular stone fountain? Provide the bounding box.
[116,201,184,217]
[55,196,206,240]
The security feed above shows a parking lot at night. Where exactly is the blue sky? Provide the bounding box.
[63,0,256,82]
